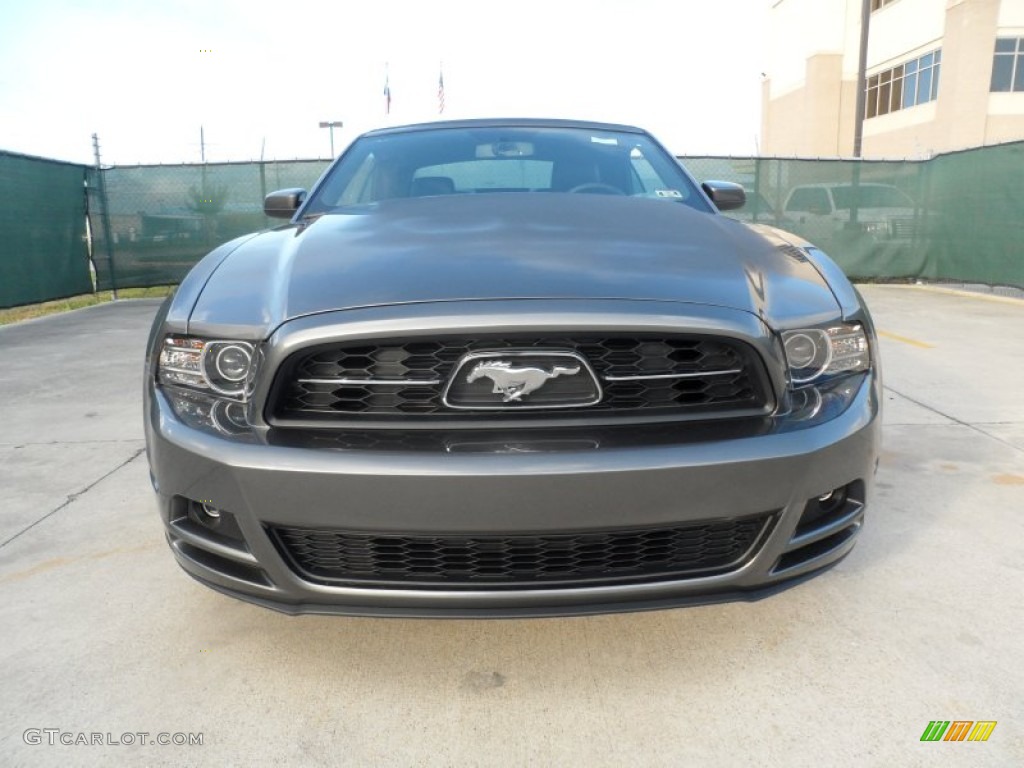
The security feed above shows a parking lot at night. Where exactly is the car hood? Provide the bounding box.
[185,194,840,336]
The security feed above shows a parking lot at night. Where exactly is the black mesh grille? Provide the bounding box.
[271,515,773,589]
[270,335,770,422]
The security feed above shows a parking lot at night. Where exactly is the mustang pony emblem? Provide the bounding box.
[466,361,581,402]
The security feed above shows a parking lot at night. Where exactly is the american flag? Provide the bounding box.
[438,69,445,114]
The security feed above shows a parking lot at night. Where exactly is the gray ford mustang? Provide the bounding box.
[143,119,881,617]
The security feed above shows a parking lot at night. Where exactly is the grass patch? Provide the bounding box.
[0,286,175,326]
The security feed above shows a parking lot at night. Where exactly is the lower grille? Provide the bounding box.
[271,514,774,589]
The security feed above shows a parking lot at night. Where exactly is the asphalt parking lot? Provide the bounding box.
[0,285,1021,767]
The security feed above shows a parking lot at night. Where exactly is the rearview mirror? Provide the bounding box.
[701,180,746,212]
[264,188,306,219]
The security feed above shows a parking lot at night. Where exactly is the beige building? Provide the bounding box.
[762,0,1024,157]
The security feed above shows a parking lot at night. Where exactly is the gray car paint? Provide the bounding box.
[182,195,842,339]
[146,373,878,616]
[145,119,881,617]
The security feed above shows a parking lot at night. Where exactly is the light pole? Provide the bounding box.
[318,120,343,157]
[852,0,871,158]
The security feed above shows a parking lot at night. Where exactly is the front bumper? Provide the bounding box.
[145,366,881,618]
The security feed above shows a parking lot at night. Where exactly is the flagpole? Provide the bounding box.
[438,61,445,115]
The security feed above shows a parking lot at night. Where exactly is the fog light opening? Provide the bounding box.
[189,500,224,529]
[175,496,248,548]
[817,486,847,515]
[795,483,855,536]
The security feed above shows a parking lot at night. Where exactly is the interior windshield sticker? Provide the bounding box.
[590,136,618,145]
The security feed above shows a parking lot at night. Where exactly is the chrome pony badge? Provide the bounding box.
[443,350,602,410]
[467,360,580,402]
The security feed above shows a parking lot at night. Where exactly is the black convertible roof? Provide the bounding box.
[362,118,647,137]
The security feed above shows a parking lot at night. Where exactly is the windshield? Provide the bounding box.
[831,184,915,210]
[302,125,710,215]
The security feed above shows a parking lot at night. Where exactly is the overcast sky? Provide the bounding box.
[0,0,768,165]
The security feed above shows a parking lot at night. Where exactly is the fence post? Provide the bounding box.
[91,133,118,299]
[752,158,762,223]
[82,176,97,294]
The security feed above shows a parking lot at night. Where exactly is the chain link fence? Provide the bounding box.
[3,142,1023,309]
[682,141,1024,287]
[89,159,330,292]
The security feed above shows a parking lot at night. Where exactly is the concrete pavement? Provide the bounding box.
[0,287,1021,767]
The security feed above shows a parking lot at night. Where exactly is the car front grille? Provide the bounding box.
[270,514,775,589]
[890,218,919,239]
[269,335,770,423]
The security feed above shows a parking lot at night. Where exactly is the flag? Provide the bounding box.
[438,68,445,114]
[384,67,391,115]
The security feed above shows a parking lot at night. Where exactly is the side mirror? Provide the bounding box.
[264,188,306,219]
[701,180,746,212]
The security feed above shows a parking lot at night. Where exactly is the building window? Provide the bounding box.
[866,49,941,119]
[870,0,898,11]
[991,38,1024,92]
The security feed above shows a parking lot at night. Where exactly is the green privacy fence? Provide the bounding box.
[3,142,1023,309]
[0,151,93,308]
[89,159,331,291]
[681,141,1024,288]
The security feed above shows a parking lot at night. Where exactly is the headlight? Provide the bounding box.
[165,388,258,442]
[158,336,255,398]
[782,324,869,385]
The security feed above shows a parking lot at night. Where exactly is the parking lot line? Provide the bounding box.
[909,285,1024,306]
[877,330,934,349]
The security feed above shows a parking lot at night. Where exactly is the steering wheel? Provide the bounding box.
[567,182,625,195]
